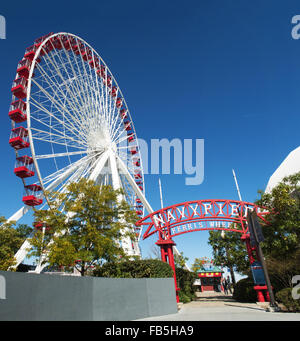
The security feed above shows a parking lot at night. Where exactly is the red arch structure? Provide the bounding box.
[136,199,270,303]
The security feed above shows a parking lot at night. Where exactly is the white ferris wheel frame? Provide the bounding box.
[9,32,157,271]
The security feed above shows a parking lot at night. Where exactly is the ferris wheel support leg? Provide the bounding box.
[89,150,110,181]
[7,205,32,224]
[10,239,33,270]
[109,151,140,257]
[6,206,33,270]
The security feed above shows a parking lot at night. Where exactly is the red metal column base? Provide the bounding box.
[255,289,265,302]
[156,239,180,303]
[254,285,271,302]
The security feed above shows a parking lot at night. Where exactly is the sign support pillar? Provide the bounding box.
[156,238,180,303]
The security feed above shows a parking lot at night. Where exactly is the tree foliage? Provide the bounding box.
[93,259,173,278]
[191,257,209,272]
[208,230,249,276]
[256,172,300,259]
[174,251,189,269]
[0,217,33,270]
[29,179,139,276]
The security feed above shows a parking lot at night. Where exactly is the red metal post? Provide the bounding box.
[241,233,256,264]
[156,238,180,303]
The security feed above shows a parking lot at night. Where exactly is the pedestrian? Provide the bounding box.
[227,276,232,294]
[222,277,228,295]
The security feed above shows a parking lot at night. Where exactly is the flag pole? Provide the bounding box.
[232,169,243,201]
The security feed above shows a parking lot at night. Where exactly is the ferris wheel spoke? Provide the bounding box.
[29,97,87,142]
[29,108,87,145]
[34,56,93,133]
[38,49,88,118]
[43,44,88,111]
[72,45,97,123]
[34,62,83,121]
[62,41,93,113]
[30,78,89,139]
[31,72,89,138]
[42,153,97,191]
[31,127,87,149]
[35,150,86,160]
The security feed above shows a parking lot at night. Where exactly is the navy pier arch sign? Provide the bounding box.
[136,199,270,303]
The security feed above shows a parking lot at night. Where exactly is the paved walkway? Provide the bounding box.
[136,291,300,321]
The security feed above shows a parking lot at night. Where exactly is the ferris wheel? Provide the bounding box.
[7,32,153,271]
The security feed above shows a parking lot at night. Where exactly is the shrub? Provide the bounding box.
[275,287,300,312]
[232,277,257,302]
[178,291,191,304]
[93,259,173,278]
[175,267,197,303]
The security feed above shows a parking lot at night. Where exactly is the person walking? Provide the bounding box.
[226,276,232,294]
[221,277,228,295]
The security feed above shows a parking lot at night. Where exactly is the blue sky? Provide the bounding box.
[0,0,300,269]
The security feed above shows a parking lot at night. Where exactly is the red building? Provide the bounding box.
[197,266,224,292]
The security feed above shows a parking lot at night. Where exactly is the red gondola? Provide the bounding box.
[89,57,99,69]
[24,45,37,61]
[111,86,117,97]
[17,59,32,79]
[127,133,134,142]
[44,39,55,53]
[11,76,27,99]
[8,99,27,123]
[9,126,29,150]
[120,108,127,119]
[134,173,142,179]
[124,121,131,131]
[97,65,106,78]
[33,221,50,230]
[51,36,63,50]
[116,97,122,108]
[104,76,112,87]
[134,159,140,167]
[136,210,143,216]
[81,48,92,61]
[130,147,137,155]
[14,155,34,178]
[72,42,84,55]
[22,184,43,206]
[34,32,53,47]
[61,36,75,51]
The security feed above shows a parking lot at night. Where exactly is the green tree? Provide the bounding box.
[191,257,209,272]
[208,229,249,280]
[174,251,189,269]
[29,179,139,276]
[0,217,33,270]
[256,172,300,259]
[255,172,300,291]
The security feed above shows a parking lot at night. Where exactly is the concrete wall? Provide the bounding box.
[0,271,177,321]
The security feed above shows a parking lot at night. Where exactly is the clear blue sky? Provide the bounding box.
[0,0,300,269]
